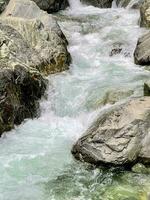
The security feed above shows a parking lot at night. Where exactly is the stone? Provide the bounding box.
[0,0,71,136]
[32,0,69,13]
[134,32,150,65]
[140,0,150,28]
[2,0,71,75]
[144,81,150,96]
[81,0,113,8]
[72,97,150,166]
[0,0,9,13]
[132,163,150,174]
[116,0,144,8]
[86,89,133,111]
[0,22,47,136]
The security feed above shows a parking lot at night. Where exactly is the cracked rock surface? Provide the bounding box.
[72,97,150,166]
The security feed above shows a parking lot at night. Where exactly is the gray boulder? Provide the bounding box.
[81,0,113,8]
[72,97,150,166]
[134,32,150,66]
[2,0,71,75]
[0,0,71,136]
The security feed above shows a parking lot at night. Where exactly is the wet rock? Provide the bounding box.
[81,0,113,8]
[134,32,150,65]
[132,163,150,174]
[116,0,144,8]
[0,22,48,136]
[86,89,133,111]
[72,97,150,166]
[144,81,150,96]
[0,0,71,136]
[0,0,9,13]
[109,43,123,56]
[32,0,69,13]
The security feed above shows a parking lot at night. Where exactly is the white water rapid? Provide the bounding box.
[0,1,150,200]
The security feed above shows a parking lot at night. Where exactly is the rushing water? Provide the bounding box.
[0,1,150,200]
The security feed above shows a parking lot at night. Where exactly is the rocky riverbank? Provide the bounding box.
[0,0,71,136]
[72,0,150,168]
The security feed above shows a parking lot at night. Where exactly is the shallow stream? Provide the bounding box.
[0,1,150,200]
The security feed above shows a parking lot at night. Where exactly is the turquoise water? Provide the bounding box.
[0,2,150,200]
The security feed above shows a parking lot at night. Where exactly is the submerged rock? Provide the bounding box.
[0,22,47,136]
[81,0,113,8]
[134,32,150,66]
[72,97,150,166]
[86,89,133,111]
[32,0,69,13]
[132,163,150,174]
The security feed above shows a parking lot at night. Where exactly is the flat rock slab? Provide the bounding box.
[72,97,150,166]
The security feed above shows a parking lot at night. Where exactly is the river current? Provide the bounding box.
[0,1,150,200]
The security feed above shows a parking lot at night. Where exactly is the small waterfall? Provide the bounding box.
[68,0,83,10]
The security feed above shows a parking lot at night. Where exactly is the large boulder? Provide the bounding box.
[2,0,71,75]
[72,97,150,166]
[81,0,113,8]
[0,22,47,136]
[32,0,69,13]
[0,0,71,136]
[134,32,150,65]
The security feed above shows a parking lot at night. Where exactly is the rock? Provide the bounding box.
[0,0,9,13]
[86,89,133,111]
[32,0,69,13]
[109,43,130,57]
[101,90,133,104]
[144,81,150,96]
[81,0,113,8]
[0,22,47,136]
[109,43,123,56]
[132,163,150,174]
[140,0,150,28]
[72,97,150,166]
[134,32,150,65]
[0,0,71,136]
[116,0,144,8]
[2,0,71,75]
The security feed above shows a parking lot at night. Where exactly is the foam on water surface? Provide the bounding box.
[0,1,150,200]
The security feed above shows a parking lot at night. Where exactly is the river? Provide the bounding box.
[0,0,150,200]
